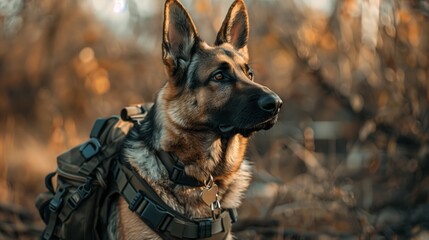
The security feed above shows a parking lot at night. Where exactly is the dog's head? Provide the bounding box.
[161,0,282,137]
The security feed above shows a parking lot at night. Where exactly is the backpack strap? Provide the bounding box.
[79,117,123,176]
[113,159,237,239]
[42,186,68,240]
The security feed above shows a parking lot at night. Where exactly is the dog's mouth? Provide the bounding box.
[218,115,279,137]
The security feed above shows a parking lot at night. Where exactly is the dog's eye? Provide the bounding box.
[213,72,224,81]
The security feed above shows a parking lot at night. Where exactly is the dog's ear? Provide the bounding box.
[215,0,249,60]
[162,0,198,78]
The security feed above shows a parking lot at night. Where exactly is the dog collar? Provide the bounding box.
[113,159,237,239]
[156,150,206,187]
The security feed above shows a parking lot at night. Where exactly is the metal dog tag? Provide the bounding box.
[201,183,219,206]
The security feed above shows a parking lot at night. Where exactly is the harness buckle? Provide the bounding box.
[80,138,101,160]
[139,197,174,232]
[49,188,67,213]
[67,177,93,210]
[158,212,174,232]
[198,219,212,238]
[129,191,144,212]
[170,165,183,182]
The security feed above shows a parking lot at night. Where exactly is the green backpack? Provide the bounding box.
[35,105,145,239]
[36,104,237,240]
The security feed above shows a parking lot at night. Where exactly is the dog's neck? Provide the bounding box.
[161,128,248,184]
[147,92,249,184]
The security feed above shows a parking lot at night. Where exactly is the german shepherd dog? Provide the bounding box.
[108,0,282,239]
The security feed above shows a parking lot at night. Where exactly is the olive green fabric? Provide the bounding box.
[35,116,132,240]
[35,104,237,240]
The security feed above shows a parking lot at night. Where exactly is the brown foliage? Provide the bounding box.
[1,0,428,239]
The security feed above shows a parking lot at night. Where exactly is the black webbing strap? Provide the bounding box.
[58,177,94,222]
[156,151,205,187]
[79,148,118,176]
[44,172,57,194]
[43,210,59,240]
[78,117,120,175]
[113,160,236,239]
[42,186,68,240]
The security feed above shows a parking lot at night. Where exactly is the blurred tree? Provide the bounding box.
[1,0,429,238]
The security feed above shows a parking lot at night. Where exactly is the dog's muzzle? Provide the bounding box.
[218,92,283,137]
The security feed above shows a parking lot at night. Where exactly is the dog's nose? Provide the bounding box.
[258,94,283,114]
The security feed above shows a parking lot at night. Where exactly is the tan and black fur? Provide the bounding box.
[108,0,282,239]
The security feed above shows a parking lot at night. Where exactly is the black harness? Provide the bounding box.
[156,150,205,187]
[113,158,237,239]
[117,105,238,239]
